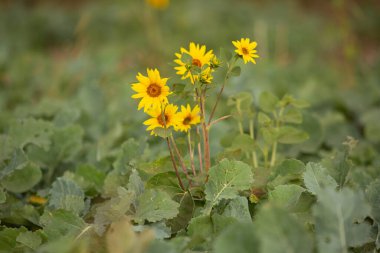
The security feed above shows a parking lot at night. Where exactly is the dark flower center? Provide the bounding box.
[157,113,169,126]
[183,116,192,125]
[242,47,249,55]
[147,83,161,97]
[192,59,202,67]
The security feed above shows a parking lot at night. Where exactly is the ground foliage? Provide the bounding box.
[1,0,380,252]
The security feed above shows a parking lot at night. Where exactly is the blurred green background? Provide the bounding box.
[1,0,380,157]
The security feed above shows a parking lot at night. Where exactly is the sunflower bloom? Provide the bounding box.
[146,0,169,9]
[174,42,214,84]
[176,104,201,132]
[131,68,171,111]
[232,38,259,64]
[143,104,179,134]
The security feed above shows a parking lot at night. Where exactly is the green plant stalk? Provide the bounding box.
[166,137,186,191]
[249,119,258,168]
[200,88,211,172]
[187,131,197,176]
[207,56,238,125]
[170,135,192,185]
[270,107,284,167]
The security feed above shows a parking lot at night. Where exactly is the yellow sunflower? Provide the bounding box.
[143,104,179,134]
[232,38,259,64]
[176,104,201,132]
[131,68,171,111]
[146,0,169,9]
[174,42,214,84]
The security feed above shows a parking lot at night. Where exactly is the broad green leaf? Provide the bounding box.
[313,187,372,251]
[1,162,42,193]
[134,189,179,224]
[361,108,380,143]
[102,169,130,198]
[113,138,143,172]
[303,162,338,195]
[167,192,194,233]
[259,91,279,113]
[40,209,86,241]
[204,159,253,215]
[127,169,145,199]
[94,187,134,235]
[366,179,380,223]
[213,222,259,253]
[254,204,313,253]
[48,177,85,215]
[8,118,53,150]
[0,227,27,252]
[0,148,27,179]
[269,184,306,209]
[16,230,42,250]
[222,196,251,223]
[187,215,213,242]
[145,240,176,253]
[269,159,305,187]
[146,171,184,197]
[257,112,272,126]
[74,164,106,195]
[228,134,255,153]
[322,149,351,189]
[277,126,309,144]
[27,125,83,168]
[282,108,303,124]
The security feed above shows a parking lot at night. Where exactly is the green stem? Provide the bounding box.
[249,119,258,168]
[166,138,186,191]
[187,131,196,176]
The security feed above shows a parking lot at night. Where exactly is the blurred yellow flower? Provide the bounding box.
[174,42,214,84]
[146,0,169,9]
[143,104,179,134]
[232,38,259,64]
[131,68,171,111]
[28,195,47,205]
[176,104,201,132]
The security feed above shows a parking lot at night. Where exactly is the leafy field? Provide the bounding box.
[1,0,380,252]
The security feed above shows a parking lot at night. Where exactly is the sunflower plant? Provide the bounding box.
[130,39,264,190]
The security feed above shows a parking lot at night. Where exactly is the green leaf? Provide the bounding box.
[259,91,279,113]
[48,177,85,215]
[40,209,86,241]
[254,204,313,253]
[204,159,253,215]
[74,164,106,195]
[0,227,27,252]
[277,126,309,144]
[313,187,372,251]
[213,222,259,253]
[16,230,42,250]
[146,171,184,197]
[366,179,380,223]
[8,118,53,150]
[229,134,255,152]
[303,162,338,195]
[229,66,241,77]
[113,138,143,172]
[257,112,272,126]
[134,189,179,224]
[127,169,145,199]
[222,196,251,223]
[94,187,134,235]
[167,192,194,233]
[269,184,306,209]
[269,159,305,188]
[1,162,42,193]
[282,108,303,124]
[153,128,172,138]
[322,149,351,189]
